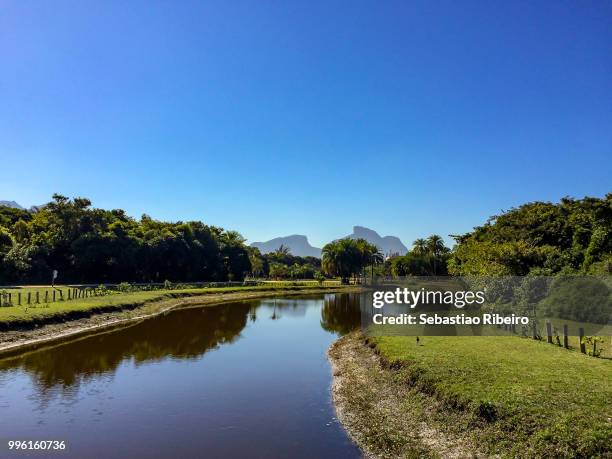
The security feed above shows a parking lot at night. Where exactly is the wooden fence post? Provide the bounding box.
[8,293,12,305]
[27,292,31,304]
[579,327,586,354]
[563,324,569,349]
[36,292,40,304]
[59,290,63,301]
[53,290,56,302]
[45,291,49,303]
[18,292,21,305]
[546,322,553,344]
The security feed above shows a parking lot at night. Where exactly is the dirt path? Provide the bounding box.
[328,332,481,458]
[0,288,353,359]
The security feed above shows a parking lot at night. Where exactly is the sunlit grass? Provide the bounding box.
[372,335,612,456]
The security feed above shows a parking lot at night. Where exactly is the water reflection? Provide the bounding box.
[321,293,363,335]
[0,301,254,392]
[0,294,363,394]
[0,294,363,459]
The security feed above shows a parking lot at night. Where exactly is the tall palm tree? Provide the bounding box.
[322,241,344,283]
[322,238,371,284]
[426,234,446,275]
[412,238,428,256]
[426,235,445,256]
[355,238,382,283]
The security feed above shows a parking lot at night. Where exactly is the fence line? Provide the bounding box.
[0,279,341,308]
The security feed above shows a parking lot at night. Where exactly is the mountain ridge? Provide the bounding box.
[342,226,408,256]
[0,200,24,210]
[251,226,408,258]
[0,200,46,212]
[251,235,322,257]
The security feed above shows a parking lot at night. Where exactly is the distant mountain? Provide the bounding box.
[0,200,45,212]
[251,235,322,258]
[343,226,408,256]
[251,226,408,258]
[0,200,24,210]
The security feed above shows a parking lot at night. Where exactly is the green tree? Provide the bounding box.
[449,195,612,276]
[321,238,380,284]
[0,196,254,283]
[412,238,428,256]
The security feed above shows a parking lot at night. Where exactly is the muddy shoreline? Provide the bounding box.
[328,333,480,458]
[0,287,357,359]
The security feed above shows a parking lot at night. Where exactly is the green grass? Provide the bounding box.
[0,283,343,327]
[372,335,612,457]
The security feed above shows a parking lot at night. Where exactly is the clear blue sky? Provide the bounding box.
[1,0,610,248]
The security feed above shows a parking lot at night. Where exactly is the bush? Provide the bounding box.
[117,282,133,293]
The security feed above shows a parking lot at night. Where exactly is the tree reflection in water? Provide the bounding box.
[0,294,364,398]
[320,293,363,336]
[0,301,255,393]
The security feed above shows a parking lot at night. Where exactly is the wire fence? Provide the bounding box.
[0,279,343,308]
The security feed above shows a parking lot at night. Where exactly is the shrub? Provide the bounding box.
[117,282,133,293]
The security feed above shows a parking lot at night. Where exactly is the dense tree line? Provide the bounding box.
[2,193,609,285]
[0,195,252,284]
[448,194,612,276]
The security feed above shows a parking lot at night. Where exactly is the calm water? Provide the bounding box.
[0,294,363,458]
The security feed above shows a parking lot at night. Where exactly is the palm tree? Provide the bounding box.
[355,239,382,283]
[322,241,346,283]
[412,238,428,256]
[426,234,446,275]
[426,235,445,256]
[274,244,291,256]
[322,238,364,284]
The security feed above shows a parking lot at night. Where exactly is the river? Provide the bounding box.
[0,293,363,458]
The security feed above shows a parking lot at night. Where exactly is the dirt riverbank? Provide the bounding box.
[328,332,481,458]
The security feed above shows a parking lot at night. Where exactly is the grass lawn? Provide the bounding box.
[371,335,612,457]
[0,283,342,327]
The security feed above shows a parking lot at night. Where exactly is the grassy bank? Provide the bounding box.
[0,284,346,330]
[331,333,611,458]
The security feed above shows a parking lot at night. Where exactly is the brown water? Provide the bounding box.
[0,294,363,458]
